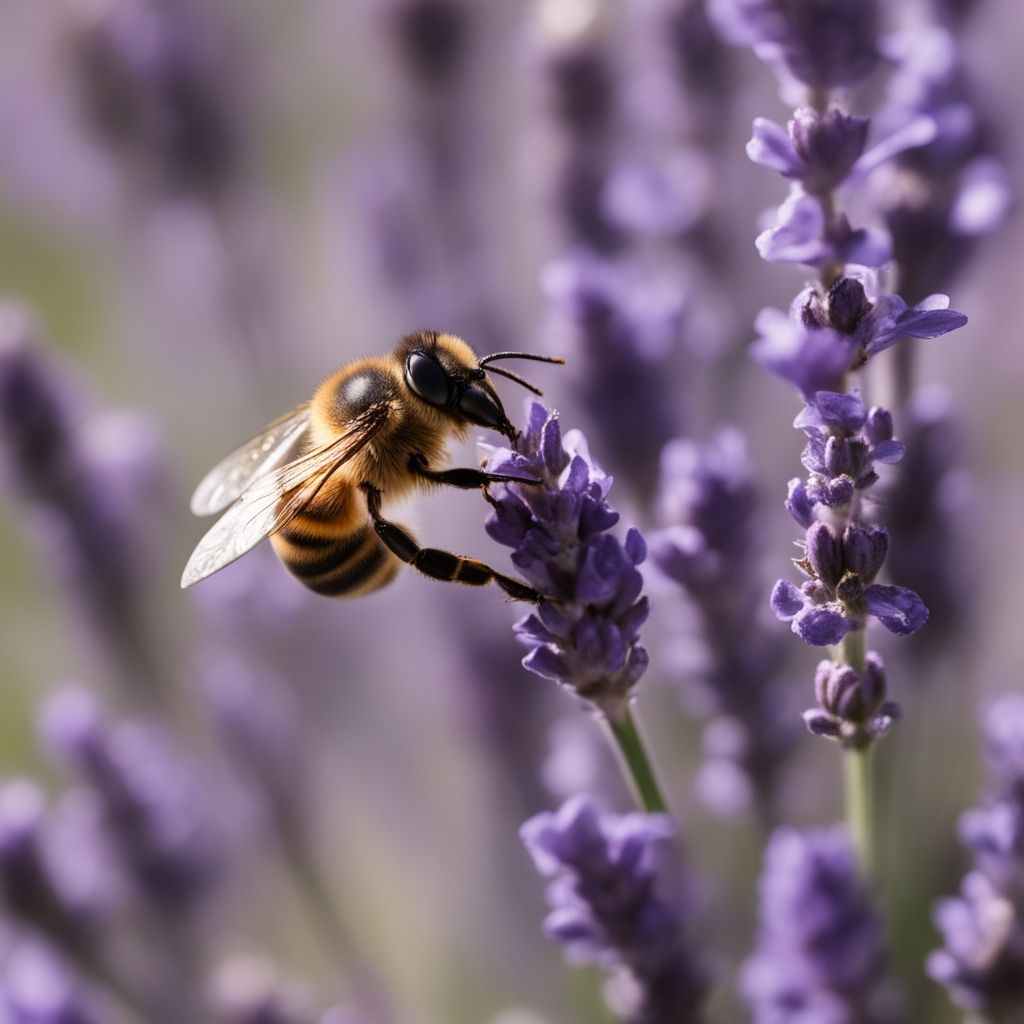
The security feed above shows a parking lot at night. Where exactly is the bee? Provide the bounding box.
[181,331,563,602]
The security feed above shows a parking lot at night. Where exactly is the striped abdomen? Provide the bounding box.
[271,496,399,598]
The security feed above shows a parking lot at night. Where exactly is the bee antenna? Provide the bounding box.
[484,364,545,395]
[478,351,565,394]
[479,351,566,368]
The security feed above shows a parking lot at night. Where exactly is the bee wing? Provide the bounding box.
[180,404,389,589]
[190,402,313,517]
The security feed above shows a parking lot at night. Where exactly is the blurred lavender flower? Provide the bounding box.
[711,0,879,92]
[649,430,796,820]
[522,796,707,1024]
[0,782,94,957]
[874,25,1011,308]
[742,826,890,1023]
[930,694,1024,1018]
[204,655,309,835]
[42,688,222,918]
[0,304,165,693]
[0,943,104,1024]
[363,0,512,350]
[542,255,681,501]
[535,2,694,502]
[209,955,318,1024]
[70,0,243,201]
[484,402,649,719]
[884,387,972,647]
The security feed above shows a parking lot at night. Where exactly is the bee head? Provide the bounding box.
[401,332,564,444]
[402,337,517,442]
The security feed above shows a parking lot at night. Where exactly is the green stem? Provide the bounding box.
[842,628,867,674]
[604,704,669,814]
[838,628,874,881]
[844,744,874,882]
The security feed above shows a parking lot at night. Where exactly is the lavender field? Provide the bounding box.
[0,1,1022,1022]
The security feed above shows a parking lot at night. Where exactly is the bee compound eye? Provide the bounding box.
[405,352,450,406]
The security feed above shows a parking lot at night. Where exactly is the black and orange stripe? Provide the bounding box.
[271,506,399,598]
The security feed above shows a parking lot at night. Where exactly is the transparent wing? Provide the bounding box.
[190,402,312,517]
[180,404,389,589]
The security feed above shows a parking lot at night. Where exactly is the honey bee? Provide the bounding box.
[181,332,563,601]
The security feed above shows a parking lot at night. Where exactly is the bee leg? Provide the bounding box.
[361,483,541,603]
[408,453,540,490]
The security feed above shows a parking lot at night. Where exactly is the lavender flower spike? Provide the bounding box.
[522,796,707,1023]
[929,694,1024,1018]
[742,826,890,1023]
[484,402,649,719]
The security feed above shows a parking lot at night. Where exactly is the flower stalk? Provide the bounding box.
[604,704,669,815]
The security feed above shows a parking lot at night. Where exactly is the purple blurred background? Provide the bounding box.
[0,0,1021,1021]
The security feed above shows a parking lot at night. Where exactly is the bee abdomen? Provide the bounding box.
[275,522,399,598]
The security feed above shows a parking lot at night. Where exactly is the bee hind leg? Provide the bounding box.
[361,483,541,603]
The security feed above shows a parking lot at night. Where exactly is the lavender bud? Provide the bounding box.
[841,525,888,584]
[790,108,870,195]
[827,277,870,335]
[808,654,895,750]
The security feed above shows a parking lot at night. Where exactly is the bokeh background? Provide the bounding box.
[0,0,1021,1021]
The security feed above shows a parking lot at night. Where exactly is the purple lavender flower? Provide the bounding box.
[875,25,1012,306]
[769,390,928,655]
[522,796,707,1023]
[884,387,971,648]
[0,782,93,951]
[711,0,879,91]
[0,943,103,1024]
[742,827,889,1023]
[71,0,243,199]
[204,655,308,834]
[484,402,649,717]
[42,689,221,917]
[649,431,796,819]
[385,0,468,87]
[928,872,1024,1017]
[0,305,162,690]
[542,255,681,500]
[929,694,1024,1017]
[982,695,1024,799]
[209,955,318,1024]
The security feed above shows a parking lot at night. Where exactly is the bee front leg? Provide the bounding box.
[361,483,541,603]
[408,453,539,491]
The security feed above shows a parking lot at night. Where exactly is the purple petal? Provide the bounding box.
[807,390,866,432]
[756,190,828,265]
[863,584,929,636]
[523,645,569,681]
[771,579,805,620]
[747,117,801,176]
[751,307,857,398]
[793,605,853,646]
[624,527,647,565]
[868,439,905,464]
[786,478,816,528]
